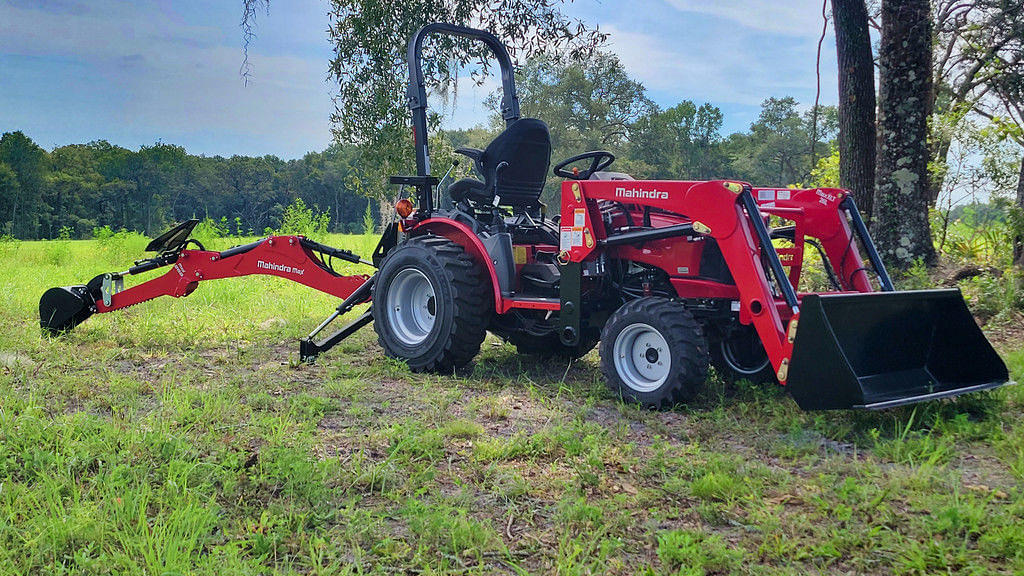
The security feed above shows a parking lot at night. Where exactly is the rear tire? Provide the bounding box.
[600,298,709,407]
[373,235,490,372]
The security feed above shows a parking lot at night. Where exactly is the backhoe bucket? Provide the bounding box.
[786,289,1009,410]
[40,285,95,334]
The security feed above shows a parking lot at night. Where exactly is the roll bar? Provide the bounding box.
[403,23,522,214]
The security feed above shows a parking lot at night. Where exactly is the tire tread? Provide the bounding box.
[374,235,491,372]
[600,297,708,408]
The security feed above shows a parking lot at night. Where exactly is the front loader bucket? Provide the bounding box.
[40,285,95,334]
[787,289,1009,410]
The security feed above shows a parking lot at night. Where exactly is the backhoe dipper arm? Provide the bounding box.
[94,235,372,314]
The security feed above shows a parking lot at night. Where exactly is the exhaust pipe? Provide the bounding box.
[786,289,1010,410]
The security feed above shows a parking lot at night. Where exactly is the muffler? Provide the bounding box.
[786,289,1010,410]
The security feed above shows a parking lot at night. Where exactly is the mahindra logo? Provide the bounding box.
[257,260,305,276]
[615,186,668,200]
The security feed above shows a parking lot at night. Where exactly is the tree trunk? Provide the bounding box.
[873,0,936,270]
[831,0,877,220]
[1014,153,1024,267]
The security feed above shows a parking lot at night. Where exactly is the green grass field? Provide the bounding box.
[1,233,1023,575]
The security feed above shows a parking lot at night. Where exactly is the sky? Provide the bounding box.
[0,0,838,160]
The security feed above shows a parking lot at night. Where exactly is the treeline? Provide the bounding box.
[2,77,835,241]
[7,52,1012,243]
[450,56,838,208]
[0,133,372,239]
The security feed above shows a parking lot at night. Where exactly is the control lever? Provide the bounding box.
[492,161,509,232]
[436,159,459,208]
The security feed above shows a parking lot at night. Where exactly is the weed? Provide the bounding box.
[656,529,742,575]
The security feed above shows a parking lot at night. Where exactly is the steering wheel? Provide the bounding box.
[553,151,616,180]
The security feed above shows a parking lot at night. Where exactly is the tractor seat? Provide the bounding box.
[449,118,551,210]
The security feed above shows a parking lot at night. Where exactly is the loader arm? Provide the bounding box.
[559,179,1009,409]
[559,179,802,381]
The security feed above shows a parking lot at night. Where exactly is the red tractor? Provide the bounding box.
[41,23,1010,410]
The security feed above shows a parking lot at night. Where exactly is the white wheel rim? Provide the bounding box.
[612,323,670,392]
[386,268,437,346]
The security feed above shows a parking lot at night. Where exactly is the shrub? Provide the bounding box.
[362,201,375,235]
[960,269,1024,321]
[896,259,934,290]
[92,226,148,262]
[191,217,230,249]
[278,198,330,237]
[44,227,74,266]
[0,233,17,257]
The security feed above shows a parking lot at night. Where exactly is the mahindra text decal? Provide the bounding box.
[815,189,838,205]
[615,186,668,200]
[257,260,305,276]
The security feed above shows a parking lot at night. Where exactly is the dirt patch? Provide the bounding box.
[983,311,1024,350]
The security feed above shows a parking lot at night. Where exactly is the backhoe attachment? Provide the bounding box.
[40,221,377,360]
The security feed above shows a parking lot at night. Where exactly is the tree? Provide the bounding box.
[501,53,653,201]
[512,53,651,153]
[1016,154,1024,266]
[873,0,936,269]
[831,0,877,219]
[325,1,604,200]
[928,0,1024,208]
[630,101,728,181]
[726,97,836,187]
[0,131,48,238]
[0,162,19,236]
[958,0,1024,266]
[47,144,108,237]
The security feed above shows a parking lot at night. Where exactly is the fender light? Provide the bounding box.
[395,199,415,218]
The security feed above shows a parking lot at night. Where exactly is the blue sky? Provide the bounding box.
[0,0,837,159]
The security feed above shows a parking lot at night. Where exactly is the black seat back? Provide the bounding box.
[482,118,551,207]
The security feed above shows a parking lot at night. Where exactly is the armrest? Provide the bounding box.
[454,147,483,161]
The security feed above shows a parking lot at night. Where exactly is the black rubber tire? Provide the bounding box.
[709,324,777,385]
[510,331,599,359]
[599,297,709,408]
[372,235,491,372]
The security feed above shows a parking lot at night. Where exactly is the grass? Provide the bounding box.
[1,234,1023,574]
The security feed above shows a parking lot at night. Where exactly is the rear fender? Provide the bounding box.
[408,218,503,313]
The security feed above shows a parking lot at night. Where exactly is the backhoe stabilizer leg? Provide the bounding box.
[300,273,377,362]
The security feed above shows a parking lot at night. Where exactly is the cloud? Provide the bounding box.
[663,0,828,36]
[0,0,335,158]
[599,19,837,119]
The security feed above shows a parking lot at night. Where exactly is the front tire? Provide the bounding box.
[600,298,708,407]
[710,323,777,384]
[373,235,490,372]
